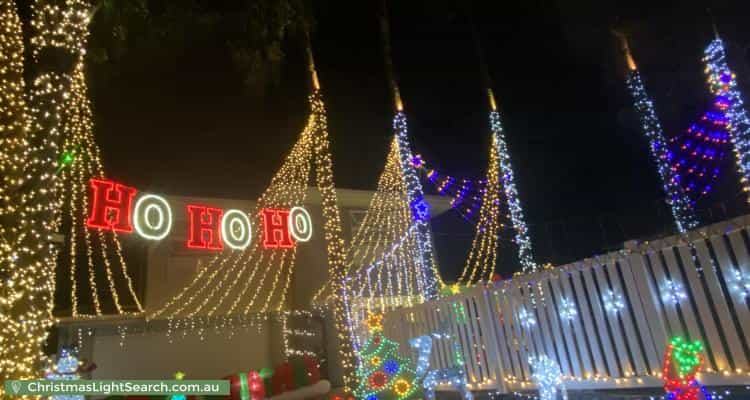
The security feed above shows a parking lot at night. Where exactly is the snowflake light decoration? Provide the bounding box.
[730,269,750,299]
[661,280,687,305]
[518,307,536,328]
[602,289,626,314]
[558,298,577,321]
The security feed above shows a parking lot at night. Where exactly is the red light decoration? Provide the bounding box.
[662,336,705,400]
[261,208,294,249]
[86,178,137,232]
[186,205,224,250]
[368,371,388,389]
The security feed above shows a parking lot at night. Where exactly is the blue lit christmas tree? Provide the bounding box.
[669,96,731,200]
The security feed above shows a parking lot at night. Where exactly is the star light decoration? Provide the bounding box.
[409,197,430,222]
[602,289,626,314]
[661,280,688,305]
[558,297,577,321]
[703,37,750,202]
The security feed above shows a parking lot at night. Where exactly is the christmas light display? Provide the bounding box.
[622,42,700,232]
[415,89,536,278]
[412,329,472,400]
[221,209,253,250]
[528,355,567,400]
[488,95,536,273]
[518,307,536,328]
[170,371,187,400]
[456,105,504,284]
[730,268,750,299]
[44,348,84,400]
[663,337,705,400]
[703,37,750,202]
[36,0,147,317]
[148,76,354,385]
[0,0,89,387]
[669,96,731,199]
[558,297,577,321]
[133,194,173,240]
[408,336,432,377]
[661,279,687,305]
[315,136,443,343]
[262,208,295,249]
[411,154,486,222]
[423,367,472,400]
[88,178,310,251]
[602,289,625,314]
[288,206,313,242]
[394,112,440,299]
[186,205,224,250]
[354,314,421,400]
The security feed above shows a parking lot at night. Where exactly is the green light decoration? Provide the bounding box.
[61,151,75,165]
[57,151,76,173]
[452,302,467,325]
[669,337,704,379]
[354,314,422,400]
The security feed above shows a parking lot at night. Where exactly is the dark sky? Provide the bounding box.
[87,0,750,276]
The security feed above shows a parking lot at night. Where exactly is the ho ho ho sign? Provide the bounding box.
[85,178,313,251]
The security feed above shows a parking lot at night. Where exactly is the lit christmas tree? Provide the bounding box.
[0,0,89,388]
[354,314,421,400]
[703,36,750,203]
[669,96,731,199]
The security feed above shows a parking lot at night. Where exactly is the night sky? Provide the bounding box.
[86,0,750,277]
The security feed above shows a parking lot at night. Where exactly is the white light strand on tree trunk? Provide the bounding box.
[626,70,699,233]
[491,107,536,273]
[393,112,442,299]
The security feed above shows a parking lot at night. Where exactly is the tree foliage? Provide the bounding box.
[87,0,309,95]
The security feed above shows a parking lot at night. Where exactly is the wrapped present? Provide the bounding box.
[290,358,309,389]
[272,362,293,394]
[301,356,320,384]
[259,367,275,396]
[224,371,264,400]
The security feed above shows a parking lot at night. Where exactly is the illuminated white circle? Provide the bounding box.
[143,204,163,229]
[221,209,252,250]
[288,206,312,242]
[133,194,172,240]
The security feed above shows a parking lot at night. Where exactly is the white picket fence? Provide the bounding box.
[383,214,750,393]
